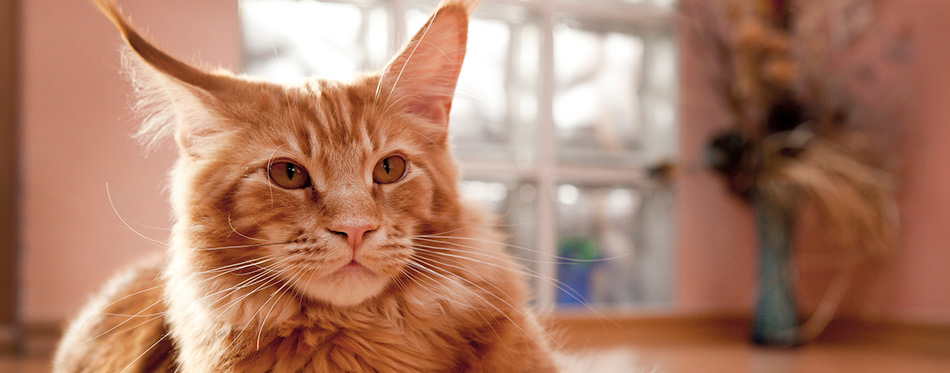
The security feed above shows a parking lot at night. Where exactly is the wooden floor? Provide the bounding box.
[551,314,950,372]
[3,315,949,372]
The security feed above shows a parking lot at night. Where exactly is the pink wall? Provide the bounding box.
[18,0,950,325]
[676,21,758,313]
[886,0,950,324]
[19,0,239,323]
[676,0,950,325]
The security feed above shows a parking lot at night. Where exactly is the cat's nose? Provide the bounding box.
[328,222,378,251]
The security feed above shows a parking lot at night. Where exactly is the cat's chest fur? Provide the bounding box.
[213,291,499,372]
[232,315,443,371]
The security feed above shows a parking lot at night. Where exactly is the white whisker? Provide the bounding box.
[412,253,570,353]
[119,332,169,373]
[414,235,630,263]
[201,262,287,311]
[413,239,564,266]
[418,222,538,237]
[254,265,308,350]
[85,298,166,342]
[228,213,269,242]
[208,259,293,324]
[195,240,293,252]
[405,261,487,312]
[204,260,290,308]
[384,11,438,105]
[82,282,164,331]
[264,145,287,208]
[106,183,168,248]
[100,312,166,318]
[412,244,612,323]
[194,255,282,276]
[407,257,554,353]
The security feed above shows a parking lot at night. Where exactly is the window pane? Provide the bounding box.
[554,20,646,164]
[555,183,673,308]
[642,33,679,163]
[459,179,539,283]
[241,0,390,83]
[649,0,678,9]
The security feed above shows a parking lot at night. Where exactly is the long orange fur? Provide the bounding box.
[53,0,561,372]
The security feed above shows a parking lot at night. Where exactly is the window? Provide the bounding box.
[240,0,678,310]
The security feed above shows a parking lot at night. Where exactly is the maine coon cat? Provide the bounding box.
[53,0,560,371]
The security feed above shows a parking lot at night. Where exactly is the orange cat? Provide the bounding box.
[53,0,560,371]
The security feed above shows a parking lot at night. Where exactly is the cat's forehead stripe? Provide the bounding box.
[271,82,383,173]
[295,124,314,159]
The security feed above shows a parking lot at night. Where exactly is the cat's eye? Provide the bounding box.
[268,161,310,189]
[373,155,408,184]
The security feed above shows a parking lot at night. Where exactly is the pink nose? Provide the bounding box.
[328,223,377,251]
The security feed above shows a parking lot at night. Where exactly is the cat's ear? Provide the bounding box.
[95,0,252,153]
[378,0,479,132]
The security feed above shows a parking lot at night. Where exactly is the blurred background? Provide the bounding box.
[2,0,950,370]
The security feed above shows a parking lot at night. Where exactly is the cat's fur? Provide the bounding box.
[54,0,560,371]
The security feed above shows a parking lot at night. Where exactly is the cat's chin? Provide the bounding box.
[296,263,393,307]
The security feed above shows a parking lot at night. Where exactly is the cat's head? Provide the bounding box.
[97,0,481,307]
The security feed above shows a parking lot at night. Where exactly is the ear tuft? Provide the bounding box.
[94,0,259,154]
[93,0,232,94]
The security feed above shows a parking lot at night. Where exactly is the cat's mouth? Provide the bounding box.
[334,260,372,276]
[291,256,392,306]
[337,259,372,272]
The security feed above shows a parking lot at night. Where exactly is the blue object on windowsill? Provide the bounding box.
[556,236,599,306]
